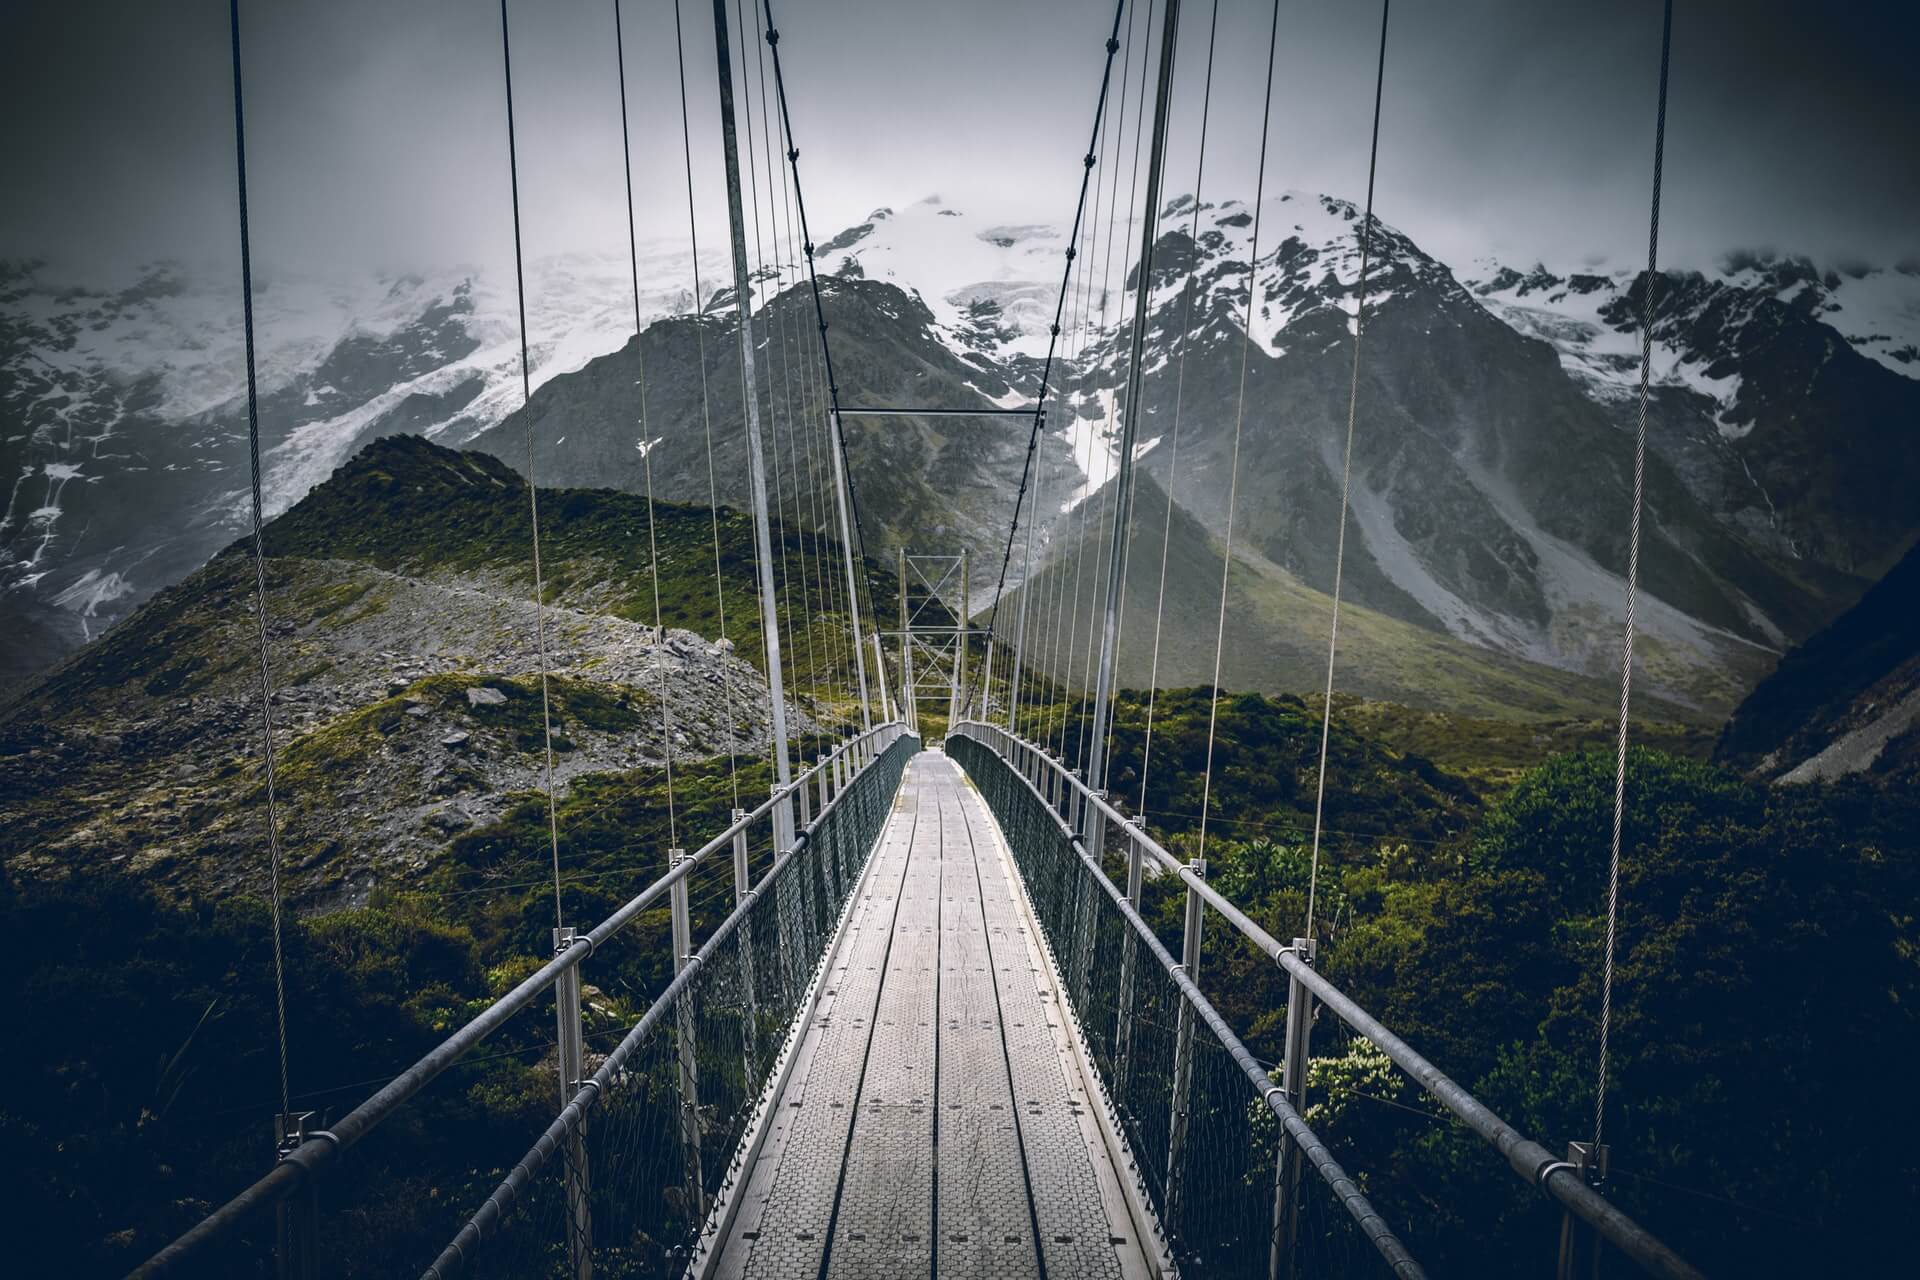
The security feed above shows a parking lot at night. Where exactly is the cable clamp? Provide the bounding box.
[1065,247,1076,261]
[1084,153,1096,168]
[788,147,799,163]
[1106,37,1120,53]
[765,27,779,45]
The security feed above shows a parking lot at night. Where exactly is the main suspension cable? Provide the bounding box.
[1196,0,1283,864]
[226,0,293,1123]
[613,0,678,844]
[1305,0,1391,937]
[497,0,566,931]
[1596,0,1675,1157]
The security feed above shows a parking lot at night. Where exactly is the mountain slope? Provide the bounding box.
[1714,541,1920,785]
[0,435,876,907]
[1000,468,1712,723]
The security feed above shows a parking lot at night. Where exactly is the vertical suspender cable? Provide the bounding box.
[1196,0,1281,864]
[673,0,744,806]
[613,0,678,844]
[226,0,292,1123]
[761,0,884,726]
[711,0,797,801]
[1132,0,1219,812]
[735,0,812,765]
[498,0,567,931]
[975,0,1129,739]
[1597,0,1675,1155]
[1090,0,1167,783]
[1305,0,1391,937]
[1086,0,1185,805]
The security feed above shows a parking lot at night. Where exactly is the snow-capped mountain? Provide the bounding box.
[0,247,718,682]
[6,192,1916,720]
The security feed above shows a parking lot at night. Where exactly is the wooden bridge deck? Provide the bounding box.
[708,750,1156,1279]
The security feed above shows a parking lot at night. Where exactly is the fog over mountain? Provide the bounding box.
[4,0,1916,708]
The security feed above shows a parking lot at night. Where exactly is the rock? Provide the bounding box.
[426,807,471,833]
[467,686,508,707]
[440,730,471,748]
[712,637,734,656]
[405,704,430,718]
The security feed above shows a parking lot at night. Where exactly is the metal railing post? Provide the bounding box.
[1556,1142,1609,1280]
[551,927,593,1280]
[1113,818,1147,1099]
[818,755,831,813]
[668,849,704,1221]
[1165,856,1207,1228]
[273,1111,318,1280]
[798,764,813,828]
[1271,938,1316,1280]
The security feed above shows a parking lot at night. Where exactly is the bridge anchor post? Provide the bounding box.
[1270,937,1316,1280]
[1555,1141,1609,1280]
[669,849,706,1224]
[552,927,593,1280]
[272,1110,318,1280]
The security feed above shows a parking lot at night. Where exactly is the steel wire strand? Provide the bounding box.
[1090,0,1159,782]
[759,0,888,683]
[225,0,293,1122]
[614,0,680,845]
[1597,0,1675,1155]
[674,0,745,808]
[735,0,812,772]
[1305,0,1391,940]
[497,0,567,933]
[1071,28,1144,777]
[1135,0,1220,816]
[1100,0,1190,797]
[976,0,1131,738]
[1196,0,1283,865]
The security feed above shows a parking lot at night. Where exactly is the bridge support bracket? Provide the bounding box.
[1555,1141,1610,1280]
[273,1110,319,1280]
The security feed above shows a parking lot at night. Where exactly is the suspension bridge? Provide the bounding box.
[130,0,1703,1275]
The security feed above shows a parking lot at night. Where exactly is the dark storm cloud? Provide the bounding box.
[2,0,1915,284]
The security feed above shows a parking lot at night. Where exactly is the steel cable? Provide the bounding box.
[497,0,567,932]
[1597,0,1675,1156]
[1305,0,1392,937]
[1134,0,1220,815]
[1196,0,1283,863]
[613,0,680,844]
[225,0,293,1122]
[674,0,745,806]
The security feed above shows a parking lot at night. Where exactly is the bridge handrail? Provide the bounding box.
[423,727,914,1275]
[133,719,913,1278]
[948,728,1424,1276]
[951,720,1703,1280]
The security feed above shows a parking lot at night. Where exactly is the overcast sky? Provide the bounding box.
[4,0,1915,288]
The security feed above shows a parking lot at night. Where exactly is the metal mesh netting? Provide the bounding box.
[950,731,1405,1278]
[430,734,915,1278]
